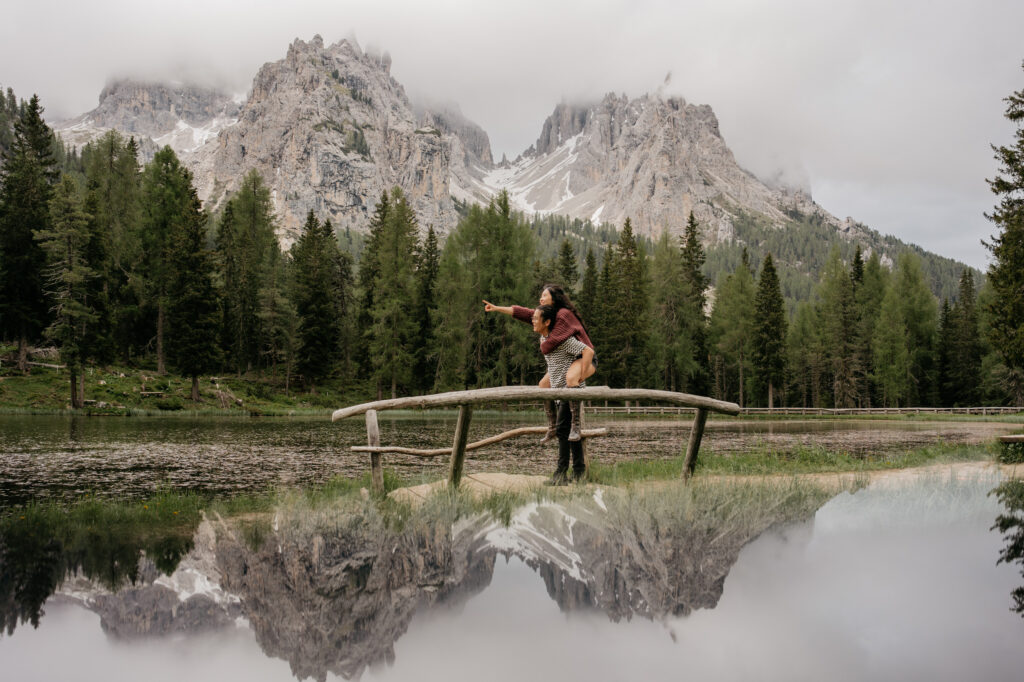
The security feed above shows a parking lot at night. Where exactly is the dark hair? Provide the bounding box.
[537,304,557,327]
[542,284,588,335]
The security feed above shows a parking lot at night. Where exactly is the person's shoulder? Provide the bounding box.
[557,307,579,321]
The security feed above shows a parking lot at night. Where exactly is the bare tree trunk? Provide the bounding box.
[17,335,28,373]
[69,367,81,409]
[156,300,165,374]
[768,381,774,411]
[77,373,85,406]
[190,375,199,402]
[391,375,397,400]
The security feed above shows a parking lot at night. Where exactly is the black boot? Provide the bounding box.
[540,400,557,443]
[568,400,582,441]
[545,435,571,486]
[570,440,586,482]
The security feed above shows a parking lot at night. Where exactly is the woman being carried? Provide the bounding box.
[483,285,597,442]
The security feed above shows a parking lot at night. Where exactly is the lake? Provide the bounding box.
[1,471,1022,681]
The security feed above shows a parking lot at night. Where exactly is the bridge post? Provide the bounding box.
[448,404,473,489]
[366,410,384,494]
[682,408,709,480]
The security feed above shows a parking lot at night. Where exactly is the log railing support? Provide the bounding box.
[682,408,709,480]
[448,404,473,489]
[366,410,383,494]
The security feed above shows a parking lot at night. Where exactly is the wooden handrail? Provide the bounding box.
[334,387,740,493]
[332,386,740,421]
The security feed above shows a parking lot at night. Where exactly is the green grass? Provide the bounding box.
[589,441,1000,483]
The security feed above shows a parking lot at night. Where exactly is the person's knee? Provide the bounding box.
[539,374,551,388]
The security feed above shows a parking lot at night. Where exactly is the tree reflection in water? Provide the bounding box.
[0,480,837,680]
[992,479,1024,615]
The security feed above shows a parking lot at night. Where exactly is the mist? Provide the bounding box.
[2,0,1022,267]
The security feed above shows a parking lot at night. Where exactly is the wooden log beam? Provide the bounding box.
[682,408,709,481]
[351,427,609,457]
[332,386,740,421]
[366,410,383,494]
[448,405,473,488]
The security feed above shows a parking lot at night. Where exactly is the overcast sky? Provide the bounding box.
[3,0,1022,269]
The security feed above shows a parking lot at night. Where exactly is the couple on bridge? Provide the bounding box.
[484,285,597,485]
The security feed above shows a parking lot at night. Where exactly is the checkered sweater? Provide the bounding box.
[542,335,588,389]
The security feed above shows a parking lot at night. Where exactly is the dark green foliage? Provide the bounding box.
[942,270,983,406]
[367,187,419,398]
[412,225,440,391]
[0,95,57,365]
[140,147,200,374]
[36,175,97,406]
[292,211,344,388]
[709,254,755,405]
[680,212,711,394]
[599,219,650,387]
[0,496,200,636]
[166,181,220,401]
[556,239,579,298]
[577,248,599,327]
[81,131,143,364]
[433,191,537,390]
[985,62,1024,405]
[991,480,1024,614]
[215,170,281,374]
[752,253,787,407]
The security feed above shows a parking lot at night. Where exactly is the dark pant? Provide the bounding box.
[555,400,584,474]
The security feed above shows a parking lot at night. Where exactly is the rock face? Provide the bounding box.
[56,80,241,161]
[483,92,850,243]
[198,35,488,245]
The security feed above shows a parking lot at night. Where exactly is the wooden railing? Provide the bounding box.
[586,406,1024,416]
[332,386,741,492]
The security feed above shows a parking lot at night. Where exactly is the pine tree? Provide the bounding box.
[937,298,954,406]
[82,130,143,363]
[985,62,1024,405]
[36,175,95,407]
[166,183,220,401]
[894,252,938,405]
[578,248,598,326]
[140,147,200,374]
[356,191,389,382]
[948,269,983,405]
[680,212,711,394]
[214,170,279,375]
[650,231,695,391]
[556,238,579,298]
[368,187,419,398]
[816,246,858,407]
[0,94,57,370]
[292,210,342,390]
[413,224,440,391]
[873,285,911,406]
[602,218,650,387]
[709,263,755,405]
[432,193,536,390]
[753,253,787,408]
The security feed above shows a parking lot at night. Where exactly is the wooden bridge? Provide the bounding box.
[332,386,741,493]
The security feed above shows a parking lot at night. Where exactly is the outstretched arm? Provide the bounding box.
[483,300,513,316]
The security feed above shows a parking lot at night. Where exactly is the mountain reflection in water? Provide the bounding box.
[3,475,1024,681]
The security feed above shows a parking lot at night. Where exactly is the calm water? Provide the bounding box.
[1,474,1022,681]
[0,414,1014,505]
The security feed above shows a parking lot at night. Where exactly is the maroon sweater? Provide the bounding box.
[511,305,594,355]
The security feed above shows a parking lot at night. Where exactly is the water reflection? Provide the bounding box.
[4,474,1024,681]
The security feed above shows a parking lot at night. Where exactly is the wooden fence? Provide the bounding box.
[585,405,1023,416]
[332,386,741,493]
